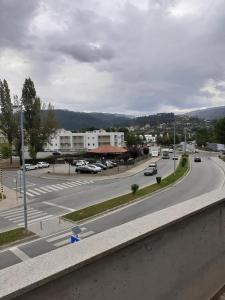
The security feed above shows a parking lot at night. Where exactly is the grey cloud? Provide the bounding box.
[55,43,114,62]
[0,0,39,48]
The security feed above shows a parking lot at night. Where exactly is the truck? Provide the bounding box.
[162,148,170,159]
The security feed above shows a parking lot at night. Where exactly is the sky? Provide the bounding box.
[1,0,225,116]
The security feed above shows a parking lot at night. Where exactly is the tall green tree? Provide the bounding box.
[215,117,225,144]
[0,79,16,164]
[22,78,57,161]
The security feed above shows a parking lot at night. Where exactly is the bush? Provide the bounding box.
[156,176,161,184]
[181,157,187,167]
[131,184,139,194]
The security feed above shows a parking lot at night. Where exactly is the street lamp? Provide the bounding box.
[13,101,28,229]
[173,120,176,175]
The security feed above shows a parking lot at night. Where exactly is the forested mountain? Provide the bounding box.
[51,110,177,130]
[186,106,225,120]
[52,110,130,130]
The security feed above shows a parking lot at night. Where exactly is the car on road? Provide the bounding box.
[172,156,178,160]
[52,151,62,156]
[144,167,157,176]
[37,161,50,168]
[76,165,97,174]
[149,162,157,168]
[22,164,38,171]
[194,157,201,162]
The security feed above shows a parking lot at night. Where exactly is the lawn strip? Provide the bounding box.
[0,228,34,247]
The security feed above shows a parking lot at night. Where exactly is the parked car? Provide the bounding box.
[108,160,117,167]
[104,161,114,168]
[94,163,107,170]
[194,157,201,162]
[149,162,157,168]
[144,167,157,176]
[52,151,62,156]
[168,148,174,153]
[21,164,38,171]
[88,164,102,172]
[37,161,50,168]
[75,160,89,166]
[76,165,97,174]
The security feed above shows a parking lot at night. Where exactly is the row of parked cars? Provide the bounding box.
[22,162,50,171]
[74,160,117,174]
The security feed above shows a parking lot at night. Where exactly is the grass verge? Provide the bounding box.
[64,156,189,222]
[0,228,34,247]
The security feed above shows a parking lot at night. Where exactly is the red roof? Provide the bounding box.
[88,145,128,154]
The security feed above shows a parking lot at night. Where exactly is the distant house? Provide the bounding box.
[207,143,225,152]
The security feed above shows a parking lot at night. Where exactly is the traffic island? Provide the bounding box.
[64,156,189,222]
[0,228,35,248]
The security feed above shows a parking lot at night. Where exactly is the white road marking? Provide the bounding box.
[0,208,33,217]
[54,239,69,247]
[47,231,71,243]
[56,183,70,189]
[79,230,95,238]
[25,191,35,197]
[34,188,47,194]
[18,214,54,226]
[45,185,60,191]
[51,184,64,190]
[9,212,48,222]
[43,201,74,212]
[37,187,53,192]
[27,189,41,196]
[11,247,30,261]
[60,183,74,187]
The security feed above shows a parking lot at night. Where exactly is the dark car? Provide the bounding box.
[194,157,201,162]
[144,167,157,176]
[94,163,107,170]
[172,156,178,160]
[76,165,97,174]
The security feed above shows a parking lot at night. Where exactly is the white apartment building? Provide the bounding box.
[144,134,157,143]
[44,129,125,152]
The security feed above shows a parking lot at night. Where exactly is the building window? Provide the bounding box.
[88,143,90,146]
[93,143,95,146]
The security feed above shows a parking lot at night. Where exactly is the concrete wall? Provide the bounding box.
[1,189,225,300]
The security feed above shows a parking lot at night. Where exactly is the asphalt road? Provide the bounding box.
[0,152,224,271]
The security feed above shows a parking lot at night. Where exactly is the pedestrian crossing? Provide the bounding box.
[0,207,54,226]
[19,180,94,198]
[45,227,95,248]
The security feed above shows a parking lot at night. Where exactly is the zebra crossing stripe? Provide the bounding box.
[47,231,71,242]
[56,183,70,188]
[27,189,41,196]
[54,239,69,247]
[0,208,34,217]
[51,184,64,190]
[45,185,60,191]
[9,211,48,222]
[79,230,95,238]
[34,188,47,194]
[38,187,54,192]
[60,183,74,187]
[18,214,54,226]
[25,191,35,197]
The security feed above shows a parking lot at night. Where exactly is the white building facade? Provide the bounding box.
[44,129,125,152]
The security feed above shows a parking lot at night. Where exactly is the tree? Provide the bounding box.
[215,117,225,144]
[0,79,16,164]
[22,78,57,161]
[0,143,12,159]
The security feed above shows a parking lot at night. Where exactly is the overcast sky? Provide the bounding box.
[1,0,225,115]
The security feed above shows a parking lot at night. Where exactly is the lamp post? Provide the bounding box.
[13,102,28,229]
[173,120,176,175]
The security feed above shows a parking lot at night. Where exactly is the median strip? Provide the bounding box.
[64,156,189,222]
[0,228,34,247]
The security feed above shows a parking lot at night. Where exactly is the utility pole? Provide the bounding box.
[184,128,187,155]
[20,105,28,229]
[173,121,176,175]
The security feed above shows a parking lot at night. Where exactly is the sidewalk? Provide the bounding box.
[37,157,159,181]
[0,186,21,211]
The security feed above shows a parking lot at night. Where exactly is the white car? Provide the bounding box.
[37,161,50,168]
[88,164,102,172]
[22,164,38,171]
[75,160,89,166]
